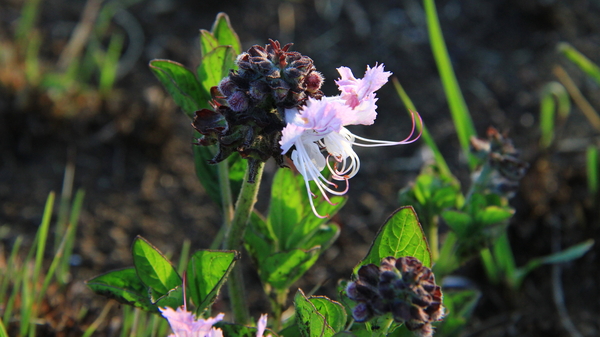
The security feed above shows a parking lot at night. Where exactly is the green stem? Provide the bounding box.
[465,162,494,202]
[428,215,439,262]
[377,315,394,337]
[226,161,265,324]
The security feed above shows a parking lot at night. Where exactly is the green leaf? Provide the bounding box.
[132,236,181,297]
[85,268,155,312]
[309,297,347,333]
[301,223,340,252]
[211,12,242,55]
[193,145,245,207]
[514,239,594,287]
[149,60,207,117]
[356,206,431,271]
[539,81,570,149]
[423,0,478,170]
[197,45,237,95]
[261,248,320,290]
[288,197,346,251]
[245,211,276,265]
[153,285,184,309]
[294,289,336,337]
[199,29,219,57]
[475,206,514,227]
[268,168,305,250]
[442,210,473,237]
[437,289,481,336]
[558,42,600,86]
[186,250,239,313]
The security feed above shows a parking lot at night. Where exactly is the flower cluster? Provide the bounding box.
[346,256,444,337]
[192,40,323,182]
[470,126,529,198]
[160,307,270,337]
[280,64,421,217]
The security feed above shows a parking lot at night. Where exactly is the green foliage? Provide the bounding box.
[186,250,239,314]
[355,206,432,271]
[244,168,345,319]
[558,42,600,85]
[436,289,480,337]
[87,236,239,315]
[587,146,599,195]
[0,188,85,337]
[294,289,347,337]
[423,0,477,169]
[539,82,570,149]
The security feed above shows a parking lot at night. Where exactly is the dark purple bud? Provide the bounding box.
[192,109,228,134]
[358,264,380,286]
[218,77,238,97]
[352,303,373,322]
[227,91,249,112]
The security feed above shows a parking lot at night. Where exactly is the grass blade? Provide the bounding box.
[558,42,600,86]
[539,82,570,149]
[423,0,478,169]
[392,77,452,177]
[553,65,600,131]
[587,146,599,195]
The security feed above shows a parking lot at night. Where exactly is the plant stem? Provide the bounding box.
[210,159,235,250]
[226,161,265,324]
[465,161,493,202]
[428,215,439,262]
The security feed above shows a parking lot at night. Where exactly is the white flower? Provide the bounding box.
[280,64,421,218]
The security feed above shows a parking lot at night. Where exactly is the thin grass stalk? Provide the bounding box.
[81,301,114,337]
[392,77,452,177]
[0,236,23,304]
[553,65,600,131]
[55,159,75,253]
[33,193,55,284]
[58,189,85,284]
[0,317,8,337]
[423,0,478,170]
[176,239,191,275]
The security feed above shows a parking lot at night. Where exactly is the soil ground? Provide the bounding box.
[1,0,599,336]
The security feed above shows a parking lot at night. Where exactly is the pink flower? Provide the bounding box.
[159,307,224,337]
[256,314,270,337]
[280,64,420,218]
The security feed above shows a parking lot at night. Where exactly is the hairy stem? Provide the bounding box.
[226,161,265,324]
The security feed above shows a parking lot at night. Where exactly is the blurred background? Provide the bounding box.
[1,0,599,335]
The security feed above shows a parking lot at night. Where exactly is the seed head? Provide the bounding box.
[346,256,444,337]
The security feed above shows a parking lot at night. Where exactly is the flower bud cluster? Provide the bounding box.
[470,127,529,198]
[346,256,444,337]
[192,40,324,181]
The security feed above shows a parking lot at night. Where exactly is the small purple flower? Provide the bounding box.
[159,307,224,337]
[280,64,421,218]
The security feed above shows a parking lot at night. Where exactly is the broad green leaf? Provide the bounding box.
[294,289,335,337]
[269,168,305,250]
[356,206,431,271]
[245,211,276,264]
[211,12,242,55]
[85,268,155,312]
[301,223,340,252]
[475,206,514,228]
[287,197,346,251]
[199,29,219,57]
[309,297,347,333]
[132,236,181,297]
[261,248,320,290]
[278,324,303,337]
[186,250,239,313]
[197,46,236,95]
[153,285,184,309]
[149,60,207,117]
